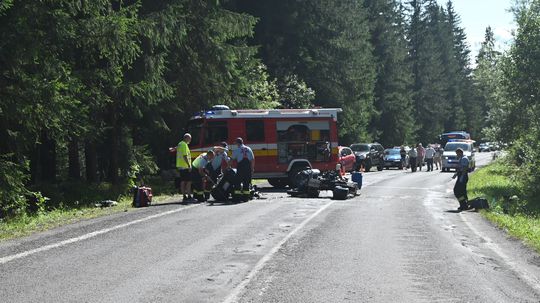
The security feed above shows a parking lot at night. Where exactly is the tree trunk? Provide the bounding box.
[108,123,120,185]
[29,145,41,184]
[68,138,80,181]
[85,140,98,183]
[40,131,56,183]
[108,104,120,185]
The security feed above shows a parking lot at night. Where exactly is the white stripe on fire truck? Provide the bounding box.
[190,142,339,152]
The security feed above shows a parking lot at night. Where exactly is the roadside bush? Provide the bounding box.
[0,156,29,218]
[507,134,540,213]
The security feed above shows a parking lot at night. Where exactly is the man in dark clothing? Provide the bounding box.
[453,148,470,211]
[408,147,417,172]
[399,146,407,170]
[232,137,255,202]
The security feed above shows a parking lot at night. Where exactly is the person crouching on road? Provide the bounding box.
[453,148,470,211]
[408,146,417,172]
[176,133,193,203]
[209,142,230,181]
[232,137,255,202]
[425,144,436,172]
[192,150,215,202]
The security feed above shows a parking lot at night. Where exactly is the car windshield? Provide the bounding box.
[385,149,400,155]
[445,143,471,152]
[351,144,370,152]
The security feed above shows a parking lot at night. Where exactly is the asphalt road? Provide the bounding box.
[1,152,539,302]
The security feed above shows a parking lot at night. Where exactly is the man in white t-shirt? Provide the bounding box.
[424,145,436,172]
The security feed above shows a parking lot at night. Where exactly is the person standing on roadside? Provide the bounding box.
[176,133,193,203]
[453,148,470,211]
[408,146,418,172]
[400,146,407,170]
[417,143,425,171]
[434,145,443,170]
[232,137,255,202]
[425,144,436,171]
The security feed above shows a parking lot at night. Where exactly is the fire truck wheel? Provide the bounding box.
[288,165,309,188]
[268,178,288,189]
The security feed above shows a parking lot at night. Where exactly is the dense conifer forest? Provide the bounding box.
[1,0,539,217]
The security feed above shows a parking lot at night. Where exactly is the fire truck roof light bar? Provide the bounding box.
[191,108,342,120]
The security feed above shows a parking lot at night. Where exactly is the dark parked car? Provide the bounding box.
[350,143,384,172]
[384,148,408,169]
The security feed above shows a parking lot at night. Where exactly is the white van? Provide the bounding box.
[442,141,476,172]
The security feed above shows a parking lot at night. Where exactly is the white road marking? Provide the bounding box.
[367,185,431,190]
[222,200,337,303]
[460,213,540,294]
[0,204,200,265]
[425,185,540,294]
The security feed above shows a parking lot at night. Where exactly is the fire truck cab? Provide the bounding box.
[186,106,342,187]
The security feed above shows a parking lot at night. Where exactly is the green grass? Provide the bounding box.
[0,177,183,242]
[0,175,270,241]
[469,161,540,253]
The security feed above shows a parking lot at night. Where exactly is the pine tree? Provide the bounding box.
[445,1,480,138]
[365,0,415,146]
[232,0,376,144]
[407,0,448,142]
[474,26,502,140]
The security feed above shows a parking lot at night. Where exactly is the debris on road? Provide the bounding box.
[287,169,359,200]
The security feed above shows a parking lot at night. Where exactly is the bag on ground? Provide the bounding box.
[133,186,153,207]
[469,197,489,210]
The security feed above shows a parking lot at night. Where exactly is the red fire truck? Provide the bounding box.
[185,106,342,187]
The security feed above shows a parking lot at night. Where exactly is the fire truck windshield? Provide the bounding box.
[204,121,228,145]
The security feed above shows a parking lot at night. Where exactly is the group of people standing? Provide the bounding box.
[174,134,255,203]
[400,144,444,172]
[399,143,469,211]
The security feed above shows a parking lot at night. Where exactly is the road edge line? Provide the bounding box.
[0,204,200,265]
[460,213,540,294]
[222,200,336,303]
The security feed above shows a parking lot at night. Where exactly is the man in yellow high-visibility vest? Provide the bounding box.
[176,133,193,203]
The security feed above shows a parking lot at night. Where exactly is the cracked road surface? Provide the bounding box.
[1,153,539,302]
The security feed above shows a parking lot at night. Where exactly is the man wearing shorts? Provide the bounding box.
[176,133,193,203]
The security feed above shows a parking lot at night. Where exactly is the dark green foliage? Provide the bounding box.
[0,156,29,218]
[365,0,415,146]
[405,0,479,143]
[407,0,447,142]
[474,27,503,140]
[496,1,540,205]
[277,75,315,109]
[0,0,274,218]
[232,0,377,144]
[0,0,493,219]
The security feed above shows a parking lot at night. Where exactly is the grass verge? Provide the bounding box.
[0,178,182,242]
[468,161,540,253]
